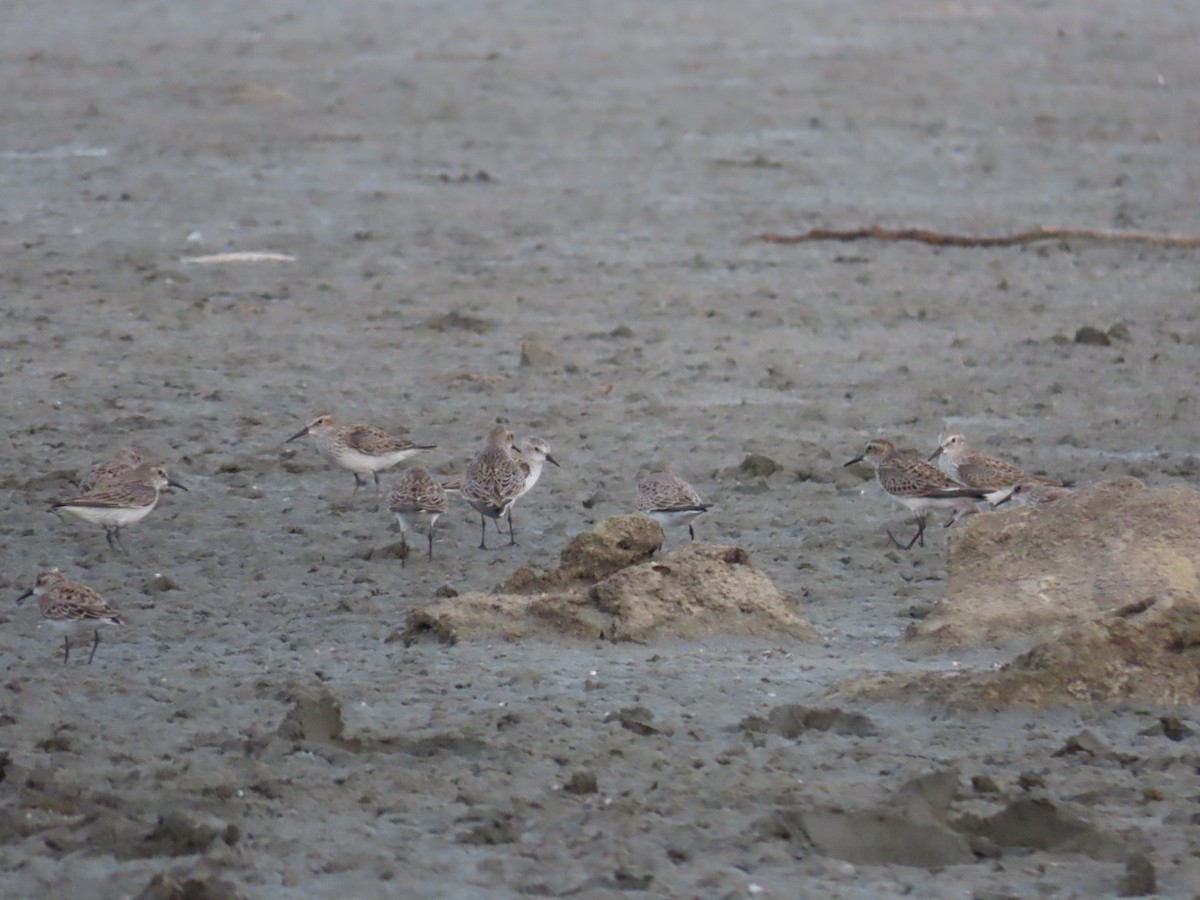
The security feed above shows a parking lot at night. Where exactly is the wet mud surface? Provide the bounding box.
[2,1,1200,896]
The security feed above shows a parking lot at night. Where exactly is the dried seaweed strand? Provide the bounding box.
[757,225,1200,248]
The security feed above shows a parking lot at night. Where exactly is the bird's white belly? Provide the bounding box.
[61,503,155,528]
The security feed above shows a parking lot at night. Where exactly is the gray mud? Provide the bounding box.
[2,1,1200,897]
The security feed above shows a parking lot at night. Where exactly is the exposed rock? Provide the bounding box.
[971,774,1001,795]
[563,771,598,794]
[772,772,1128,868]
[610,706,666,737]
[793,806,972,868]
[518,338,562,368]
[910,479,1200,650]
[778,768,972,868]
[403,518,816,644]
[1052,730,1136,764]
[739,704,877,739]
[1118,852,1157,896]
[738,453,781,478]
[457,812,520,845]
[276,692,345,744]
[422,310,495,333]
[953,797,1127,860]
[141,810,238,858]
[134,869,245,900]
[1138,716,1192,742]
[1075,325,1112,346]
[143,573,180,593]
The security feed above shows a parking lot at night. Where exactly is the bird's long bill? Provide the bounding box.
[992,491,1013,508]
[546,454,561,468]
[16,587,33,605]
[843,454,865,467]
[284,426,309,443]
[927,447,944,462]
[168,478,189,492]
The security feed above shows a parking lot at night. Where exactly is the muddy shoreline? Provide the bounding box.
[3,1,1199,897]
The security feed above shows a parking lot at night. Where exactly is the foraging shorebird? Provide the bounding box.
[929,430,1071,492]
[286,413,436,491]
[636,462,712,542]
[462,425,525,549]
[18,569,124,664]
[845,438,987,549]
[52,463,187,554]
[388,465,448,564]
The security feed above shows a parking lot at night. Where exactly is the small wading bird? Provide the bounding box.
[286,413,436,491]
[929,430,1072,493]
[991,478,1074,509]
[79,446,143,493]
[18,570,124,664]
[388,465,448,564]
[506,436,560,537]
[453,438,562,537]
[52,463,187,554]
[636,462,712,542]
[845,438,987,550]
[462,425,525,550]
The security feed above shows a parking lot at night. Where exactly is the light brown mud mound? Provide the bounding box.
[907,479,1200,651]
[499,514,663,593]
[850,596,1200,706]
[404,519,816,643]
[958,596,1200,705]
[589,544,817,642]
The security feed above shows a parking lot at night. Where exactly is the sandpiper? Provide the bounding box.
[929,430,1070,492]
[286,413,436,490]
[845,438,987,549]
[636,462,711,541]
[507,437,560,536]
[388,465,448,564]
[79,446,143,493]
[991,478,1074,509]
[462,425,525,549]
[18,569,124,664]
[52,463,187,554]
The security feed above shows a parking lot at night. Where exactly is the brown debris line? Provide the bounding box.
[757,225,1200,248]
[403,516,816,644]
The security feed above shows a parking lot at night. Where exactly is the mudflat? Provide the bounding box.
[3,1,1199,897]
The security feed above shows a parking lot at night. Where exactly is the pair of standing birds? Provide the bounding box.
[20,448,184,664]
[457,424,560,551]
[844,429,1073,549]
[51,447,188,554]
[286,415,559,560]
